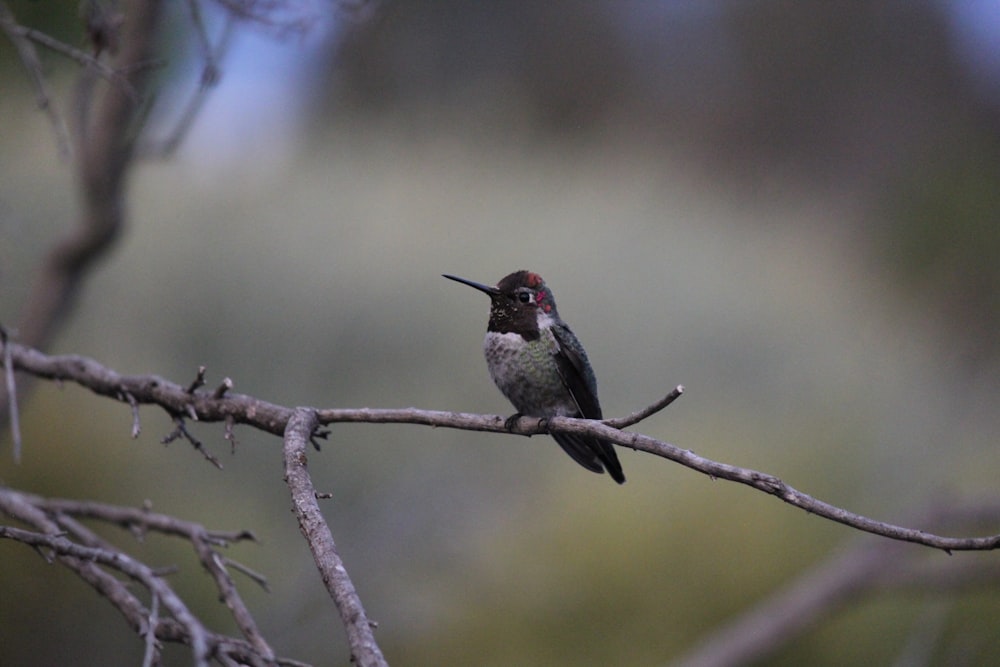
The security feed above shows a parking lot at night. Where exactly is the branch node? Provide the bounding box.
[213,377,233,399]
[186,366,207,394]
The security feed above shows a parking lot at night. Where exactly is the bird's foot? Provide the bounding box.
[505,413,548,436]
[503,413,524,432]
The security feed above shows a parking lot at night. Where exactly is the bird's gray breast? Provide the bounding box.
[482,329,572,416]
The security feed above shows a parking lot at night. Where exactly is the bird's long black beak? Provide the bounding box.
[442,274,500,296]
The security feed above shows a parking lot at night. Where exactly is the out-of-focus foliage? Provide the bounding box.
[326,0,1000,368]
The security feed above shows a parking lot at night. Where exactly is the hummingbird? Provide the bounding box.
[443,270,625,484]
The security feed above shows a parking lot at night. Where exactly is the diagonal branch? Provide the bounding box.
[3,340,999,554]
[283,408,387,667]
[671,500,1000,667]
[542,417,1000,553]
[16,0,163,354]
[0,0,166,441]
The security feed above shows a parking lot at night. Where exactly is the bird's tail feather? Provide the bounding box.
[552,433,626,484]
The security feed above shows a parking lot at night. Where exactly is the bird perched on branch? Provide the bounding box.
[443,270,625,484]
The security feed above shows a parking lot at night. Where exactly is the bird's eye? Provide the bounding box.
[517,290,532,303]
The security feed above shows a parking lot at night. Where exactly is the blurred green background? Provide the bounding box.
[2,1,999,665]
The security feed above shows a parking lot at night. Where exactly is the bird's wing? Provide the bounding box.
[548,324,626,484]
[550,324,603,420]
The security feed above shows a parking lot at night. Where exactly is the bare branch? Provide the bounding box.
[284,408,388,667]
[544,417,1000,552]
[0,1,170,444]
[1,486,189,637]
[0,526,212,666]
[14,0,164,354]
[0,0,166,440]
[1,488,301,666]
[4,340,1000,553]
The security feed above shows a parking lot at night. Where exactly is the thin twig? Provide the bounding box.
[224,413,238,453]
[604,384,684,428]
[191,536,275,661]
[123,390,141,437]
[143,6,233,158]
[224,556,271,592]
[0,327,21,461]
[162,416,222,469]
[141,592,160,667]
